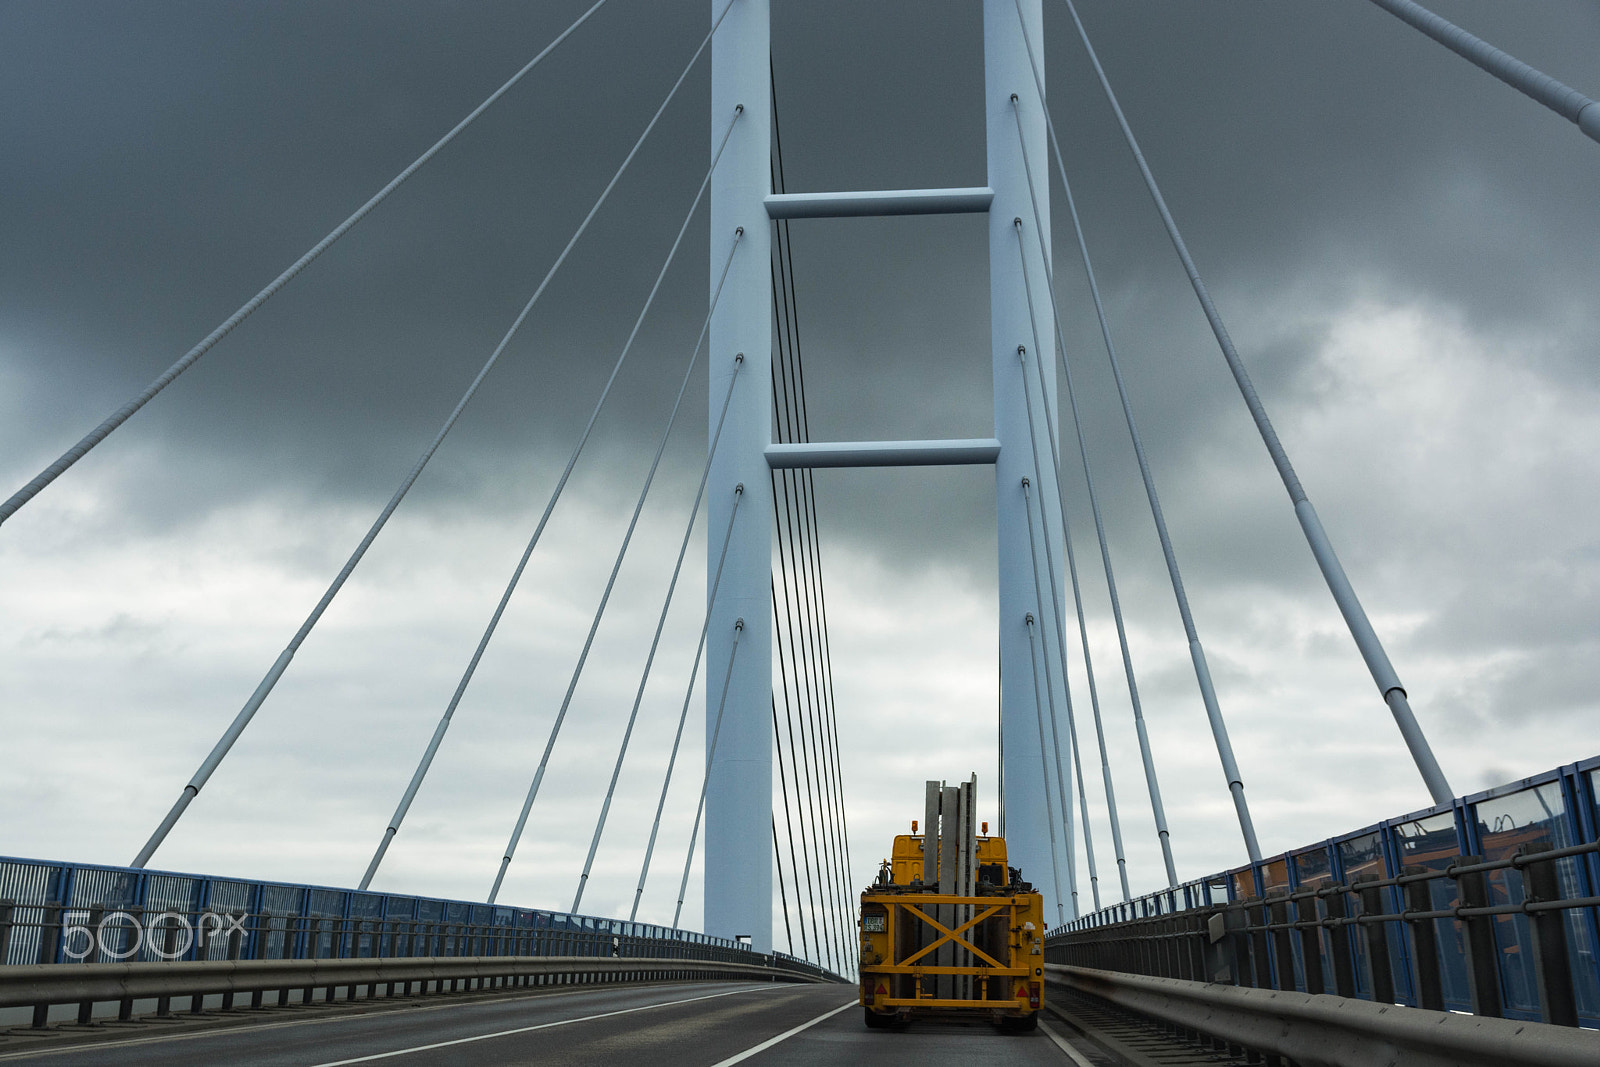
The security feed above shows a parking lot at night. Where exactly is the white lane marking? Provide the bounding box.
[1039,1018,1098,1067]
[703,1000,856,1067]
[306,985,776,1066]
[0,982,637,1062]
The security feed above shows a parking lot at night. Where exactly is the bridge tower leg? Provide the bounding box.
[988,0,1072,919]
[705,0,773,951]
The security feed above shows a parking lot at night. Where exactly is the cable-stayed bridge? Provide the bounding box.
[1,1,1597,1063]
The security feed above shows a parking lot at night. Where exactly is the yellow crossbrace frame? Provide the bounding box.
[860,892,1030,987]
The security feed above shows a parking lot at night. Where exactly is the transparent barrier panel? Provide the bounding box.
[1393,810,1469,1011]
[1474,783,1599,1021]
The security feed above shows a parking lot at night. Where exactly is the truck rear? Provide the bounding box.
[858,775,1044,1031]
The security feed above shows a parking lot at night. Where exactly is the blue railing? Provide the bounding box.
[1050,754,1600,1027]
[0,855,828,980]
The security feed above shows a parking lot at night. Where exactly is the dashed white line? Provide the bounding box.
[305,985,775,1066]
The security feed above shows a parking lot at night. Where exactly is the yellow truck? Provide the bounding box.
[858,776,1045,1031]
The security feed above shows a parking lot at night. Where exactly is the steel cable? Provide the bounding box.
[770,79,855,966]
[770,264,843,968]
[1012,63,1263,867]
[568,353,745,913]
[1366,0,1600,143]
[629,484,743,921]
[772,697,812,961]
[1017,343,1102,913]
[782,467,852,964]
[1024,611,1069,927]
[771,546,839,971]
[772,582,827,969]
[773,816,794,956]
[1010,4,1181,881]
[769,220,842,967]
[1054,0,1452,805]
[774,475,845,969]
[1008,99,1134,901]
[0,0,612,527]
[488,227,743,905]
[673,618,745,927]
[1021,478,1080,920]
[354,114,744,891]
[129,27,739,869]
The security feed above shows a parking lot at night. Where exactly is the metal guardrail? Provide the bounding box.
[0,900,780,970]
[0,854,833,978]
[0,854,842,1028]
[1050,756,1600,1028]
[0,953,833,1029]
[1047,840,1600,1030]
[0,854,766,969]
[1045,964,1598,1067]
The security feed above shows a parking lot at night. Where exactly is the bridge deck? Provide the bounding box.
[0,979,1217,1066]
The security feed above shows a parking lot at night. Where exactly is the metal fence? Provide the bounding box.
[0,855,832,983]
[1047,754,1600,1029]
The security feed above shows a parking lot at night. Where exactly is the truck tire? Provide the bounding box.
[863,1007,889,1029]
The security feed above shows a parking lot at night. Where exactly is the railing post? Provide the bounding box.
[1401,867,1443,1010]
[250,910,270,964]
[1295,891,1324,995]
[274,917,292,1005]
[30,908,61,1030]
[1522,844,1578,1026]
[1267,890,1295,991]
[155,917,179,1017]
[1248,900,1272,988]
[251,910,270,1010]
[117,906,142,1021]
[1322,888,1357,998]
[220,911,245,1011]
[1354,875,1394,1004]
[73,905,105,1025]
[0,900,14,966]
[1454,857,1503,1018]
[37,903,63,966]
[1187,913,1206,981]
[1203,910,1234,984]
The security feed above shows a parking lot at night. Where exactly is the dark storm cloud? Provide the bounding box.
[1,0,721,525]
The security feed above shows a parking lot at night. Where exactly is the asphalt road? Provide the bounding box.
[0,982,1096,1066]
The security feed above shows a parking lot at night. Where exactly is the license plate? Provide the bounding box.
[862,915,885,932]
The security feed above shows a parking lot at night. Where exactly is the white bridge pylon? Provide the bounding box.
[704,0,1070,948]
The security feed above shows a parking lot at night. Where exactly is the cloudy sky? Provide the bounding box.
[1,0,1596,954]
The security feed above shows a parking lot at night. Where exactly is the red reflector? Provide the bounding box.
[875,983,888,995]
[1028,982,1041,1009]
[1014,984,1028,999]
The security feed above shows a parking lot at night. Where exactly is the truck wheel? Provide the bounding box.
[1000,1013,1039,1033]
[863,1007,888,1029]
